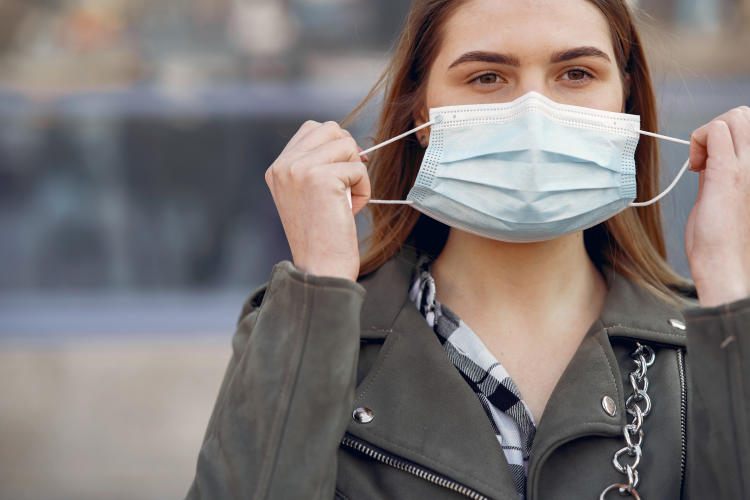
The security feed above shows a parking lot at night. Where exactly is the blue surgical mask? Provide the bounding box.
[354,91,690,243]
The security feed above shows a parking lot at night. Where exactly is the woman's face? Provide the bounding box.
[422,0,626,117]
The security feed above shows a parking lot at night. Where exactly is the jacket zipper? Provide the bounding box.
[340,434,489,500]
[676,348,687,493]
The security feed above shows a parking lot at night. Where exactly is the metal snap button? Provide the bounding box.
[352,407,374,424]
[668,318,686,331]
[602,396,617,417]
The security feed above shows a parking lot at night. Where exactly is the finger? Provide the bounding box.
[293,137,362,166]
[720,107,750,157]
[695,169,705,204]
[690,119,735,172]
[689,125,709,172]
[294,121,353,153]
[329,161,371,214]
[285,120,321,150]
[358,146,370,163]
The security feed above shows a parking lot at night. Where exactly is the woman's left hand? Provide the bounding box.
[685,106,750,307]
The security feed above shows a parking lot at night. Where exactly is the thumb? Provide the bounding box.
[690,119,735,173]
[332,162,371,215]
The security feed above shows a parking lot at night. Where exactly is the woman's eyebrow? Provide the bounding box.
[448,51,521,69]
[550,46,611,63]
[447,47,611,70]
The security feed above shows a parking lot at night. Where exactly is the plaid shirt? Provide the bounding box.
[409,257,537,498]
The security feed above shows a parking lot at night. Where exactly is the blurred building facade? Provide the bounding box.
[0,0,407,292]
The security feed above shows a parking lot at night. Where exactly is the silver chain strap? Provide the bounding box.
[600,342,656,500]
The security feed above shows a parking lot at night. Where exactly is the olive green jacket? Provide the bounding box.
[187,247,750,499]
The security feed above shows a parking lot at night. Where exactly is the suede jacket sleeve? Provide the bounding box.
[684,296,750,499]
[186,261,366,500]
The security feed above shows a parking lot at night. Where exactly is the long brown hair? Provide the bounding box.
[351,0,691,301]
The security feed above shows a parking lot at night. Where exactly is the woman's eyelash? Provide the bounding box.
[468,68,595,85]
[563,68,595,81]
[472,73,502,84]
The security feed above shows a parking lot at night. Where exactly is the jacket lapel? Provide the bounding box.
[348,248,519,498]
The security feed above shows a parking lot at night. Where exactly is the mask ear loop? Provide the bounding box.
[345,121,434,207]
[630,131,691,208]
[346,123,692,208]
[629,158,690,207]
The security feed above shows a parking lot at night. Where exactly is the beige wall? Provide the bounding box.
[0,340,229,500]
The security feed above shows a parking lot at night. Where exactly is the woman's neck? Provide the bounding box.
[431,229,607,340]
[431,229,608,423]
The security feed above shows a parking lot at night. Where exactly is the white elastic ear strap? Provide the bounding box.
[344,123,690,208]
[629,132,690,207]
[345,121,433,208]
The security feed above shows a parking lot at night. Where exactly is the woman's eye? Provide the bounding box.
[562,69,593,82]
[473,73,501,85]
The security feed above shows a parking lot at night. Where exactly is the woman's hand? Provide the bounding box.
[685,106,750,307]
[265,120,370,281]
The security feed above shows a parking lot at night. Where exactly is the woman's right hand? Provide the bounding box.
[265,120,370,282]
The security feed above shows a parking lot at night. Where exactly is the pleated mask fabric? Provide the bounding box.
[406,91,641,242]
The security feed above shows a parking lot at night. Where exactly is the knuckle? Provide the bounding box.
[729,108,744,119]
[301,163,323,182]
[711,119,728,130]
[339,127,353,138]
[269,161,284,177]
[323,120,340,132]
[287,161,304,179]
[302,119,319,129]
[272,162,296,188]
[304,168,326,186]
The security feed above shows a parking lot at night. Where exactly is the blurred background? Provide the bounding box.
[0,0,748,499]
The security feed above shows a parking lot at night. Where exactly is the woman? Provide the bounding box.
[188,0,749,498]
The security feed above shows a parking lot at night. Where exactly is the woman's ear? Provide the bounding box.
[413,108,431,148]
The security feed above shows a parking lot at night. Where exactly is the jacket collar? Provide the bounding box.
[351,248,690,497]
[358,247,418,341]
[598,264,689,347]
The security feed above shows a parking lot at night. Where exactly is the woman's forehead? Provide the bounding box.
[437,0,616,65]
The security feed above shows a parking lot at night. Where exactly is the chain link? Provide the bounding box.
[600,343,655,500]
